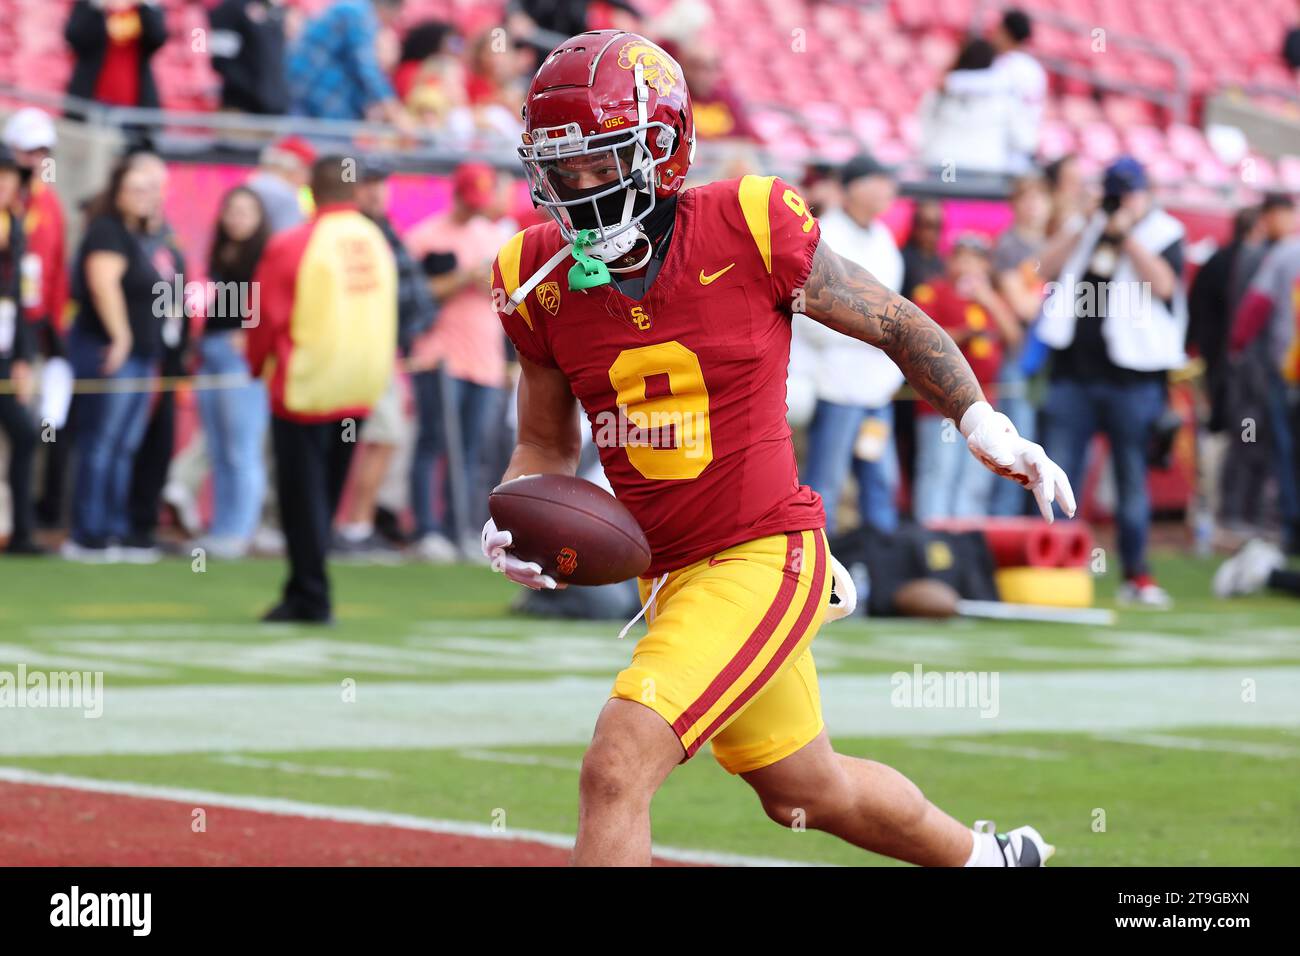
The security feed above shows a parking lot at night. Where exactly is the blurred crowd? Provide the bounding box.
[0,3,1291,619]
[791,151,1300,609]
[1,94,1297,616]
[60,0,759,152]
[0,108,521,598]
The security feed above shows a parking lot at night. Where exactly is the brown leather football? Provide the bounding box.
[488,474,651,585]
[892,578,960,619]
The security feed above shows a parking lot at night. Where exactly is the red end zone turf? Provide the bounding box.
[0,783,700,867]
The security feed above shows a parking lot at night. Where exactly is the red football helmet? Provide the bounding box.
[517,31,695,261]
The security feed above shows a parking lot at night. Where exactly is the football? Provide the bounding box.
[488,474,652,586]
[892,578,960,619]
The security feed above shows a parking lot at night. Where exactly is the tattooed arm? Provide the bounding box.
[800,240,983,423]
[800,240,1077,520]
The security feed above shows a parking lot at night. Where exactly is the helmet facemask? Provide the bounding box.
[519,63,678,272]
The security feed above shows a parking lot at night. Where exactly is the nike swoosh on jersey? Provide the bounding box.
[699,263,736,285]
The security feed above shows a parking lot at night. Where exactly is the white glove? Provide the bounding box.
[481,517,558,590]
[824,554,858,622]
[959,401,1077,523]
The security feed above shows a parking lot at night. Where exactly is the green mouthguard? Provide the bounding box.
[567,229,612,291]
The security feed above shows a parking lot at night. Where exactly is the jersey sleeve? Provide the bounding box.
[492,230,558,369]
[735,175,822,313]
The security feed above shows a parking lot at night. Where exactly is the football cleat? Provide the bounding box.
[1213,538,1285,598]
[975,820,1056,866]
[1116,580,1173,609]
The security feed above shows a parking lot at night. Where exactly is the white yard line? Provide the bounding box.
[902,740,1067,761]
[2,668,1297,757]
[16,621,1300,678]
[1091,733,1300,760]
[208,755,394,780]
[456,749,584,771]
[0,644,168,677]
[0,767,812,867]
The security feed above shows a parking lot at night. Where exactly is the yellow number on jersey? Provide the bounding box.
[782,188,815,233]
[607,341,713,480]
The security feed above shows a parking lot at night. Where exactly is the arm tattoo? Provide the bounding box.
[801,241,984,422]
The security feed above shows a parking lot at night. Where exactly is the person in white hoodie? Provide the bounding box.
[918,38,1030,176]
[989,7,1046,174]
[793,155,904,533]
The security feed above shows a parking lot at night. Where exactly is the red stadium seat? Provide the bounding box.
[0,0,1291,198]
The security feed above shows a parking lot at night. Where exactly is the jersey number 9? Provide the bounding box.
[607,341,714,480]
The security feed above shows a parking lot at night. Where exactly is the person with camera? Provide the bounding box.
[1034,156,1188,608]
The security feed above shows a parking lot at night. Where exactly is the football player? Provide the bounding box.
[484,31,1074,866]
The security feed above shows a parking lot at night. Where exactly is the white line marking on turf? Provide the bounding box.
[456,748,583,771]
[902,740,1067,761]
[0,767,813,867]
[0,643,169,677]
[3,668,1298,756]
[1091,733,1300,760]
[208,755,394,780]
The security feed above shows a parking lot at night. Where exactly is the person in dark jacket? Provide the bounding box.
[1188,206,1265,433]
[208,0,289,115]
[64,0,168,115]
[1187,205,1268,538]
[64,155,165,561]
[124,152,187,561]
[0,147,40,555]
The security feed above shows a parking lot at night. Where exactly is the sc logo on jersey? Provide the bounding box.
[630,305,652,331]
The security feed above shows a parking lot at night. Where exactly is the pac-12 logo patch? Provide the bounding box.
[537,281,562,315]
[556,547,578,576]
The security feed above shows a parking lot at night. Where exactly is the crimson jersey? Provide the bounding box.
[493,175,825,576]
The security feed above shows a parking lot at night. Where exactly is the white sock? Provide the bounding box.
[964,829,1005,867]
[339,522,372,543]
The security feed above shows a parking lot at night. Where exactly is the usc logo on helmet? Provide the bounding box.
[617,40,678,97]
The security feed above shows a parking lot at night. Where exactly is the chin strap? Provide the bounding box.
[506,223,655,314]
[502,232,613,318]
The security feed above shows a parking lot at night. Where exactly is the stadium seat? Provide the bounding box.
[0,0,1293,202]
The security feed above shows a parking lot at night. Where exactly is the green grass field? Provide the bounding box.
[2,552,1298,865]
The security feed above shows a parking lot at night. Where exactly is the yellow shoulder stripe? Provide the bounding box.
[497,229,533,330]
[738,174,777,274]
